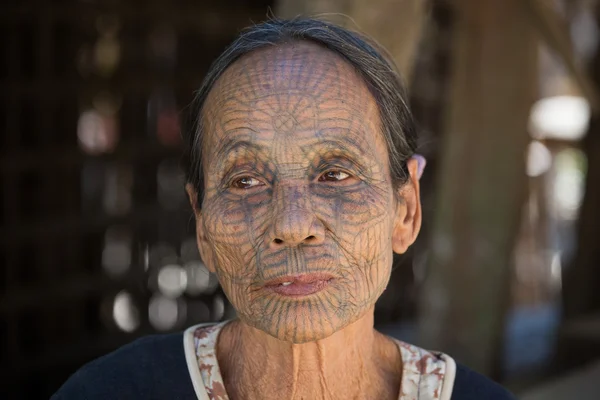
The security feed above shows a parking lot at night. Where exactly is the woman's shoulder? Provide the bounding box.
[51,332,196,400]
[452,363,517,400]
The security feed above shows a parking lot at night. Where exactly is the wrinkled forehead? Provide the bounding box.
[201,41,386,162]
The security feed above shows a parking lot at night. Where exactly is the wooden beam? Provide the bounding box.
[524,0,600,111]
[276,0,351,19]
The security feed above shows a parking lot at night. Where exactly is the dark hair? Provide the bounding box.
[183,17,417,205]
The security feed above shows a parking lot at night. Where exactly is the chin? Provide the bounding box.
[244,301,367,344]
[272,323,338,344]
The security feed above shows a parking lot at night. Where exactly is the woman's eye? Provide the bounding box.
[319,170,351,182]
[232,176,263,189]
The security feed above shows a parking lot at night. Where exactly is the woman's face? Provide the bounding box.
[190,42,420,343]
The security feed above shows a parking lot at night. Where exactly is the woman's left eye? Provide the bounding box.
[319,170,351,182]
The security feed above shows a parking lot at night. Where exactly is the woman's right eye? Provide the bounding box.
[231,176,263,189]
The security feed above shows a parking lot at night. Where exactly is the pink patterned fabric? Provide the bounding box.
[191,322,452,400]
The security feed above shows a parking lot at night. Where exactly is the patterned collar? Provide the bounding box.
[183,321,456,400]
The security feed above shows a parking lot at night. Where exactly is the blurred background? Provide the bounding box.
[1,0,599,398]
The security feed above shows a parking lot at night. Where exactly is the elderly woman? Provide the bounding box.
[54,18,515,400]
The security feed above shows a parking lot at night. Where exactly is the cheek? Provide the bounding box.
[326,188,395,296]
[315,185,394,252]
[202,195,271,275]
[203,202,248,245]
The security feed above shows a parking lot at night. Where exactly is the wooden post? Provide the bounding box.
[418,0,537,375]
[562,3,600,323]
[276,0,427,83]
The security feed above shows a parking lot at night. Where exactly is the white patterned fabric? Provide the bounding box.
[395,339,456,399]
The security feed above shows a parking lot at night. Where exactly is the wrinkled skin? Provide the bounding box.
[187,41,421,400]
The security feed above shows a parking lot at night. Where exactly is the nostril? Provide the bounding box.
[305,235,316,242]
[273,238,283,244]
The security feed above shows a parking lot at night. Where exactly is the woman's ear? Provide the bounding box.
[185,183,216,273]
[391,157,423,254]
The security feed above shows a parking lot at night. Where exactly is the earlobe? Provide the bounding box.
[391,158,422,254]
[185,183,216,274]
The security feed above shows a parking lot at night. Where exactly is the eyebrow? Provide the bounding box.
[212,139,269,169]
[211,135,375,174]
[300,137,371,159]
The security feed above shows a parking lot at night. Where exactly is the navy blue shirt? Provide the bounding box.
[52,332,516,399]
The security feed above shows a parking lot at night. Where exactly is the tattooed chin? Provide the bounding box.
[223,258,389,343]
[239,275,383,343]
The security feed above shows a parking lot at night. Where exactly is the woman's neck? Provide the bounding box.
[217,309,402,400]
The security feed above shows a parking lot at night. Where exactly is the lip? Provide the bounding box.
[264,273,335,297]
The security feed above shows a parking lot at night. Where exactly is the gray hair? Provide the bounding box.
[183,17,417,205]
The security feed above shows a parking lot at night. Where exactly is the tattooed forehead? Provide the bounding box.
[202,41,387,171]
[207,41,369,107]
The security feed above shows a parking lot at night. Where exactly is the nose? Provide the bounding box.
[267,186,325,249]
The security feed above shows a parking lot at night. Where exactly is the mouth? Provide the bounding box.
[264,273,335,297]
